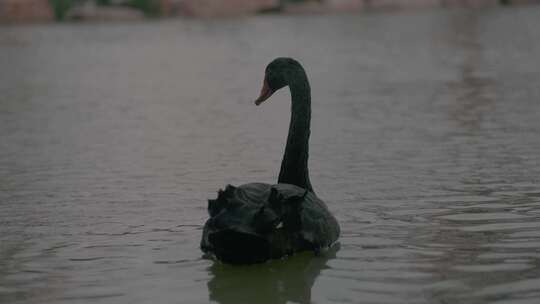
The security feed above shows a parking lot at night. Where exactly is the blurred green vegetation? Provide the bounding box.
[125,0,161,17]
[49,0,72,21]
[96,0,112,5]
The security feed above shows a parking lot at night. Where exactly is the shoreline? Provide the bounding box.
[0,0,538,24]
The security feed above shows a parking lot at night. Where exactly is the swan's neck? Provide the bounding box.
[278,69,313,192]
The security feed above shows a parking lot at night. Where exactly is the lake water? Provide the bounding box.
[1,6,540,304]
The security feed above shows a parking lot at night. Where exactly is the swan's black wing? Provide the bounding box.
[201,183,340,263]
[298,191,340,250]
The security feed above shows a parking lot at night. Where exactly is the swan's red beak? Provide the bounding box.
[254,78,274,106]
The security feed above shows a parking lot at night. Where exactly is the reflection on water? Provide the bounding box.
[208,246,338,304]
[447,10,496,132]
[1,5,540,304]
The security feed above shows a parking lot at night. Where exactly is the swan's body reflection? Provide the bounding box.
[207,244,339,304]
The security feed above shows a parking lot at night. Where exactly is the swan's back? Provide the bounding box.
[201,183,340,264]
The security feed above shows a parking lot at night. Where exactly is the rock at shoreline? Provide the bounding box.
[174,0,279,17]
[285,0,509,14]
[284,0,365,14]
[67,2,144,21]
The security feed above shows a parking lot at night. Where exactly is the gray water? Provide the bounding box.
[1,6,540,304]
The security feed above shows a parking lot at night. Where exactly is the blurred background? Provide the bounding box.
[1,0,540,22]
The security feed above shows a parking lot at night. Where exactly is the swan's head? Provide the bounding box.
[255,57,304,106]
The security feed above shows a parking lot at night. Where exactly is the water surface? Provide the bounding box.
[1,6,540,304]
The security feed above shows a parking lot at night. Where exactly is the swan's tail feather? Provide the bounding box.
[207,199,222,217]
[208,184,241,217]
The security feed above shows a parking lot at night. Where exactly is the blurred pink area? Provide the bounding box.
[0,0,53,22]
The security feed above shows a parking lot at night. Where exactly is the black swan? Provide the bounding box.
[201,58,340,264]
